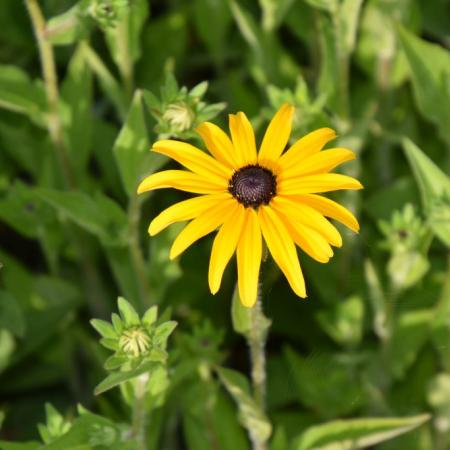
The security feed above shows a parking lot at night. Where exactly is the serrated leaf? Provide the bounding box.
[94,360,155,395]
[117,297,140,326]
[399,26,450,142]
[293,414,430,450]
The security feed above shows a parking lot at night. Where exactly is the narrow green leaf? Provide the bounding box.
[0,65,46,126]
[399,26,450,142]
[216,367,272,443]
[117,297,140,326]
[35,188,127,246]
[90,319,117,339]
[61,43,93,173]
[402,138,450,210]
[0,442,40,450]
[113,90,153,196]
[293,414,430,450]
[154,321,177,346]
[388,309,433,379]
[142,305,158,327]
[231,285,252,335]
[0,290,25,337]
[94,360,155,395]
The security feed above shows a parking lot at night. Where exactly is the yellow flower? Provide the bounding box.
[138,103,362,307]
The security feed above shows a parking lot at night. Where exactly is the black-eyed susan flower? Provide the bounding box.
[138,103,362,307]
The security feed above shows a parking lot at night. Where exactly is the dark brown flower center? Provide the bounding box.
[228,165,277,208]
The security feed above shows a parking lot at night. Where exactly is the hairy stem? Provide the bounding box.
[247,292,271,450]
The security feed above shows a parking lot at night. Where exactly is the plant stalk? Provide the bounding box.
[247,291,271,450]
[131,373,149,450]
[25,0,75,188]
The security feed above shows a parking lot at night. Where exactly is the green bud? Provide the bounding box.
[119,327,151,357]
[163,102,195,132]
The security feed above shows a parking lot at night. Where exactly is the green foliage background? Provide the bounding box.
[0,0,450,448]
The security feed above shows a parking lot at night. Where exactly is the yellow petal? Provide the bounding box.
[258,103,294,169]
[149,193,232,236]
[277,173,363,196]
[208,203,245,294]
[137,170,227,194]
[237,208,262,307]
[196,122,239,169]
[292,194,360,232]
[279,148,356,180]
[229,112,257,166]
[258,206,306,298]
[271,196,342,247]
[278,127,337,170]
[284,220,333,263]
[152,140,231,182]
[169,198,236,259]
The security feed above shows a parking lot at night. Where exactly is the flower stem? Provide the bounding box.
[25,0,75,188]
[131,373,149,450]
[247,290,271,450]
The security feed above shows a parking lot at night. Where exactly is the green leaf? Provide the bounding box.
[387,309,433,379]
[35,188,127,246]
[398,26,450,142]
[60,43,93,173]
[0,65,46,126]
[142,305,158,327]
[316,295,364,347]
[81,44,128,118]
[194,0,231,63]
[154,321,177,347]
[90,319,117,339]
[0,290,25,337]
[0,442,40,450]
[339,0,363,56]
[402,138,450,210]
[231,285,252,335]
[113,90,153,196]
[117,296,140,326]
[94,360,155,395]
[46,3,90,46]
[42,412,124,449]
[402,138,450,247]
[105,0,149,69]
[293,414,430,450]
[216,367,272,443]
[284,347,364,418]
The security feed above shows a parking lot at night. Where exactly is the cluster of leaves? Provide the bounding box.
[1,0,450,449]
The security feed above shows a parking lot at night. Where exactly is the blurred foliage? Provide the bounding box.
[0,0,450,448]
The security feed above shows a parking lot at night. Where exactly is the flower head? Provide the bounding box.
[138,103,362,307]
